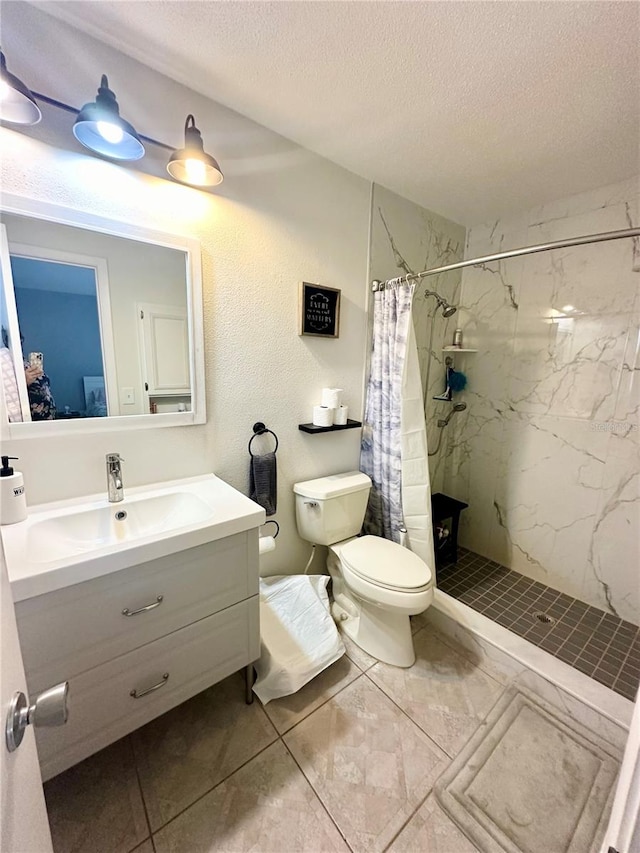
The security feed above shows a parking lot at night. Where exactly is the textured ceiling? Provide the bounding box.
[31,1,640,224]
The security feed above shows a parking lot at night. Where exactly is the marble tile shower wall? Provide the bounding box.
[369,184,466,493]
[443,177,639,624]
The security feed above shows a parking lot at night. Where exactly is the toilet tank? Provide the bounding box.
[294,471,372,545]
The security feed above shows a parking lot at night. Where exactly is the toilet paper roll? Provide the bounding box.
[259,536,276,555]
[333,405,348,425]
[313,405,334,427]
[321,387,343,408]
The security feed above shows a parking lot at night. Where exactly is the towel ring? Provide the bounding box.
[248,422,279,456]
[261,519,280,538]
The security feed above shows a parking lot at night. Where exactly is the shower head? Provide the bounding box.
[424,288,457,317]
[438,401,468,428]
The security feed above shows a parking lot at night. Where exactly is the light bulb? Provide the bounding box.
[97,121,123,144]
[184,158,207,185]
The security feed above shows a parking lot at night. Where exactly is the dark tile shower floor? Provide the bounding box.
[437,548,640,702]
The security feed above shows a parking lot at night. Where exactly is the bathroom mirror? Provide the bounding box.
[0,194,205,438]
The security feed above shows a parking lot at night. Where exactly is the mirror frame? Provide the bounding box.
[0,192,205,439]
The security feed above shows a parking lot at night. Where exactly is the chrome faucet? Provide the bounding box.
[106,453,124,503]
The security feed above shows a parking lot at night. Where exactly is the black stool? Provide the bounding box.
[431,493,468,565]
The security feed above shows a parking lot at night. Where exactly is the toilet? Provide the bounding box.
[294,471,434,667]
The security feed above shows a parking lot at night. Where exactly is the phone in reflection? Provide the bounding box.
[28,352,43,371]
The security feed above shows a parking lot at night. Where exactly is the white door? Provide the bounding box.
[0,545,53,852]
[138,302,190,397]
[601,686,640,853]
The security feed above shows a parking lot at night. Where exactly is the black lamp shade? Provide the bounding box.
[167,115,223,187]
[0,50,41,125]
[73,75,144,161]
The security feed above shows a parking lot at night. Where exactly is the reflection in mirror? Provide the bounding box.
[9,248,107,421]
[0,210,194,429]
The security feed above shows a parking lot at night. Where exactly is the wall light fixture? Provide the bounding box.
[167,115,223,187]
[0,49,41,125]
[0,54,223,190]
[73,75,144,161]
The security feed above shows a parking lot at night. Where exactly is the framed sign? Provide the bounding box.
[299,281,341,338]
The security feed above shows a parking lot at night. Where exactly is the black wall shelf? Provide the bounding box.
[298,419,362,434]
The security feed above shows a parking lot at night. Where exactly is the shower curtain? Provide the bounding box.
[360,283,434,565]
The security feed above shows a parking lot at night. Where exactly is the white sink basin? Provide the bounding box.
[2,474,265,601]
[27,492,214,563]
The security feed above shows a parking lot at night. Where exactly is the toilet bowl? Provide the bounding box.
[329,535,433,667]
[293,471,434,668]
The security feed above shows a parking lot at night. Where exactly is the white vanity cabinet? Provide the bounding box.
[14,529,260,781]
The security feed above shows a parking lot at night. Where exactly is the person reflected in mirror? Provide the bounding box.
[24,358,56,421]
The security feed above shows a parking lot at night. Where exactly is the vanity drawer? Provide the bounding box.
[17,530,259,689]
[36,595,260,781]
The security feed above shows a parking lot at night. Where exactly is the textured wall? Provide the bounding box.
[368,184,466,494]
[0,4,371,576]
[443,178,640,623]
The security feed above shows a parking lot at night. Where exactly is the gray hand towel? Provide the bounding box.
[250,451,277,516]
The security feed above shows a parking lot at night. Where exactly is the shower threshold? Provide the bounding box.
[436,548,639,702]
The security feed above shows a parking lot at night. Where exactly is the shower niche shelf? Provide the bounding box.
[442,347,477,353]
[298,419,362,434]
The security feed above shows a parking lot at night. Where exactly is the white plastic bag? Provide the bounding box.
[253,574,345,704]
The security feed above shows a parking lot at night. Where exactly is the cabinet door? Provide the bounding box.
[17,532,259,690]
[35,596,259,781]
[138,302,190,395]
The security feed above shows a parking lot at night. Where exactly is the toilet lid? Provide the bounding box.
[340,535,432,591]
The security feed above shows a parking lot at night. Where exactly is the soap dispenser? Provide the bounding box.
[1,456,27,524]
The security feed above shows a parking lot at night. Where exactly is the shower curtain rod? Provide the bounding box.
[371,226,640,291]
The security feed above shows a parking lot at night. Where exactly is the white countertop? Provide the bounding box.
[2,474,265,602]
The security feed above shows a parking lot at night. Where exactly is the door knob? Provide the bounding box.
[5,682,69,753]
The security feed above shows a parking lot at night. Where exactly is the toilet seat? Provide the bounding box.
[339,535,432,593]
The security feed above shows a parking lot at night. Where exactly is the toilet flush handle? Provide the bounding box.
[304,501,319,508]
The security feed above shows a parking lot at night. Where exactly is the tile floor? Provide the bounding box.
[43,624,508,853]
[437,548,640,701]
[41,619,622,853]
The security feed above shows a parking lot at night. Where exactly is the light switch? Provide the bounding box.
[120,387,135,405]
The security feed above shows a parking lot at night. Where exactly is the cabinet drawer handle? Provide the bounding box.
[122,595,164,617]
[130,673,169,699]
